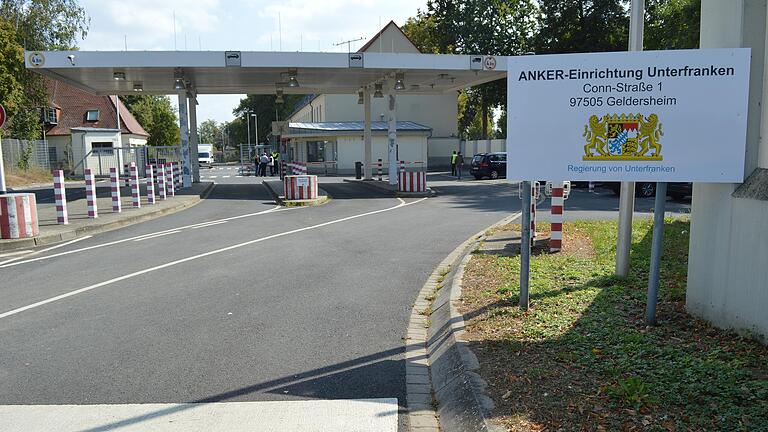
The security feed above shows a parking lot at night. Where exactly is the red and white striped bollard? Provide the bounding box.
[550,182,565,252]
[130,163,141,208]
[157,163,167,200]
[109,167,122,213]
[377,159,383,181]
[166,163,175,197]
[0,194,39,239]
[84,168,98,218]
[146,164,156,204]
[53,170,68,224]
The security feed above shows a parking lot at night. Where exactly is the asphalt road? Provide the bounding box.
[0,169,689,431]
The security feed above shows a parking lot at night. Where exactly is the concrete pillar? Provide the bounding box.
[687,0,768,339]
[387,92,397,185]
[177,93,192,188]
[364,87,372,180]
[188,96,200,183]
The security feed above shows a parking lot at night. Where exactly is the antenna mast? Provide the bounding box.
[334,37,365,53]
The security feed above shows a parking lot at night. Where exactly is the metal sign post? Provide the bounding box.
[0,104,6,194]
[616,0,645,277]
[519,181,532,310]
[646,181,668,325]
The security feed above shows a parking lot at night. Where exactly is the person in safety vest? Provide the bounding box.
[456,151,464,180]
[271,151,280,176]
[450,151,458,176]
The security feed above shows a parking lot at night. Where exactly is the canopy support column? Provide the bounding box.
[387,93,397,186]
[364,87,372,180]
[177,93,192,188]
[188,95,200,183]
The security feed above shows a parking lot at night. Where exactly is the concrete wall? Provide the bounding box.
[428,137,461,169]
[687,0,768,342]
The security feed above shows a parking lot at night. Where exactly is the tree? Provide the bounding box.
[120,95,180,147]
[198,119,221,148]
[0,0,89,139]
[536,0,629,54]
[645,0,700,50]
[232,94,304,144]
[0,19,25,135]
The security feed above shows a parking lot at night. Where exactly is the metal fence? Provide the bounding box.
[1,139,51,173]
[71,146,182,178]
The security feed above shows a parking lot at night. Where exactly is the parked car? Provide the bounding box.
[667,182,693,201]
[470,152,507,180]
[603,181,692,199]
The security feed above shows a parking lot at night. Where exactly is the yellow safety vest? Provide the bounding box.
[451,154,458,163]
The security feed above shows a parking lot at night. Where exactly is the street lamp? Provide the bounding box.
[251,113,258,145]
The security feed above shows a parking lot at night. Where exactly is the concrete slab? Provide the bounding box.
[0,399,399,432]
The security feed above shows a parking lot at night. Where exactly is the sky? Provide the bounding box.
[77,0,428,124]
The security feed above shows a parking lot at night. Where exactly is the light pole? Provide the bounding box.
[251,113,258,146]
[245,110,252,146]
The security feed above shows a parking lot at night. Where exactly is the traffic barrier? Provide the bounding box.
[289,162,307,175]
[399,160,405,174]
[281,160,287,179]
[531,182,539,247]
[53,170,68,224]
[0,193,39,239]
[157,163,167,200]
[398,171,427,193]
[146,164,156,204]
[283,175,318,200]
[377,159,383,181]
[550,182,564,252]
[172,162,182,190]
[166,164,175,197]
[85,168,98,218]
[110,167,122,213]
[130,163,141,208]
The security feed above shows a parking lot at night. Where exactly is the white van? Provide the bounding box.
[198,144,214,168]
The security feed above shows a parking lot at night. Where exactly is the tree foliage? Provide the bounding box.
[403,0,702,138]
[120,95,180,146]
[198,119,221,148]
[231,94,305,144]
[0,0,89,139]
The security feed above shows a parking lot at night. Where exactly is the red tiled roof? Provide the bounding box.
[44,79,149,137]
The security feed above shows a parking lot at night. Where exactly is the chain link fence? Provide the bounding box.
[1,139,52,173]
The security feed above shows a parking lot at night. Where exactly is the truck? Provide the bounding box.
[198,144,215,168]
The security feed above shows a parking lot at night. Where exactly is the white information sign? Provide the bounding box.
[296,177,309,187]
[506,48,751,182]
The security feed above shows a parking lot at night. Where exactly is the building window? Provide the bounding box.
[307,141,326,162]
[43,107,58,125]
[92,141,113,155]
[86,110,99,121]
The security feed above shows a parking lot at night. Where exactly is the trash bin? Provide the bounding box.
[355,161,363,179]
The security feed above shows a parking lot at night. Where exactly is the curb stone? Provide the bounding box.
[0,182,215,252]
[413,211,525,432]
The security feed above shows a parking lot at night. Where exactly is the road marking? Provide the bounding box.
[0,198,427,319]
[0,399,399,431]
[0,236,93,266]
[0,250,33,258]
[209,176,218,179]
[190,220,227,229]
[0,207,284,269]
[132,230,181,242]
[222,175,230,178]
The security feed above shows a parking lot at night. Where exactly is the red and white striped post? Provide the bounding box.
[146,164,156,204]
[399,160,405,173]
[109,167,122,213]
[129,163,141,208]
[166,163,175,197]
[550,182,565,252]
[53,170,68,224]
[84,168,98,218]
[171,162,181,190]
[0,193,39,239]
[157,163,167,200]
[377,159,383,181]
[398,171,427,192]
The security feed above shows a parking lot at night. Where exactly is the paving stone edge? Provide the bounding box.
[414,211,523,432]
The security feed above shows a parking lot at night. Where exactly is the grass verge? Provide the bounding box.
[6,167,51,188]
[459,219,768,432]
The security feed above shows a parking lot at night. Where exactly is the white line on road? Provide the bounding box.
[190,220,227,229]
[0,206,284,269]
[0,198,427,319]
[0,236,93,266]
[132,230,181,242]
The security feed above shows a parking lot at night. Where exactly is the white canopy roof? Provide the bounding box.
[25,50,507,96]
